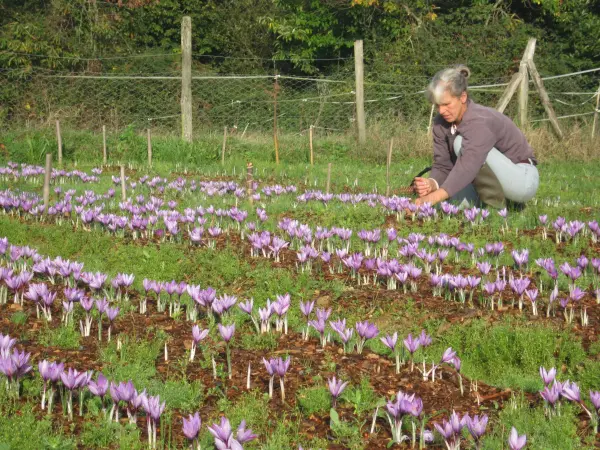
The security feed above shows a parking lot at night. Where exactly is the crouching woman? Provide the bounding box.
[413,65,539,209]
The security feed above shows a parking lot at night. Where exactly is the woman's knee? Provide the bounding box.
[504,166,539,202]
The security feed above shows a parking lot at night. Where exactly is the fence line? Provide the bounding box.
[2,34,599,136]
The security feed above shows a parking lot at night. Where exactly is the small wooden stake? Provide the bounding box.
[246,162,254,202]
[120,165,126,201]
[43,153,52,213]
[102,125,107,164]
[221,126,227,165]
[427,104,435,137]
[309,125,314,165]
[326,163,332,195]
[55,120,63,166]
[246,363,251,389]
[386,138,393,197]
[147,128,152,167]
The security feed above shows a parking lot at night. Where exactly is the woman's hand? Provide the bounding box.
[413,177,437,197]
[414,188,449,207]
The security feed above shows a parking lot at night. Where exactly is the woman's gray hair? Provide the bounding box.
[426,65,471,104]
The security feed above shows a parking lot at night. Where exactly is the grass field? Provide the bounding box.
[0,127,599,449]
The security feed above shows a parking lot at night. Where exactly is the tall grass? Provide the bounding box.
[2,122,598,168]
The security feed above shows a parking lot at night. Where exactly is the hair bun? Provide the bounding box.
[456,65,471,80]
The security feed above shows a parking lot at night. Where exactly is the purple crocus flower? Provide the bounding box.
[182,412,201,442]
[561,381,581,402]
[539,366,556,386]
[434,411,465,450]
[512,249,529,269]
[590,391,600,413]
[218,323,235,343]
[208,416,249,450]
[192,325,209,344]
[315,307,332,322]
[441,347,457,364]
[477,261,492,275]
[373,328,394,350]
[327,376,349,408]
[237,420,257,444]
[403,333,421,372]
[95,297,109,315]
[218,323,235,379]
[274,356,291,402]
[190,325,209,362]
[386,391,420,443]
[238,298,253,315]
[465,414,488,446]
[88,372,109,399]
[508,427,526,450]
[418,330,432,347]
[0,333,16,358]
[300,300,314,318]
[355,321,378,354]
[60,367,91,420]
[540,382,561,407]
[38,360,61,409]
[142,394,166,449]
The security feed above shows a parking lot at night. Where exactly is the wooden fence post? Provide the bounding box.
[519,38,537,128]
[147,128,153,167]
[273,75,280,165]
[43,153,52,213]
[181,16,193,142]
[55,120,63,166]
[326,163,332,195]
[592,82,600,139]
[496,72,524,114]
[102,125,107,164]
[354,40,366,145]
[496,38,535,116]
[527,58,563,139]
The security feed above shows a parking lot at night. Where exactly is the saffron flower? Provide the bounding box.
[381,332,400,373]
[190,325,209,362]
[465,414,488,449]
[403,333,421,372]
[208,416,257,450]
[87,372,109,413]
[508,427,526,450]
[327,376,349,408]
[142,394,166,449]
[218,323,235,379]
[182,412,202,448]
[355,321,378,354]
[539,366,556,386]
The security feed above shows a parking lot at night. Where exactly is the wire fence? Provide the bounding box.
[1,50,599,136]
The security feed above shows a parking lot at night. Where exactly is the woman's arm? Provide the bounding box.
[428,118,454,187]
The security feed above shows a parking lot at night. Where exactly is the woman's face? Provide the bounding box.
[437,90,467,123]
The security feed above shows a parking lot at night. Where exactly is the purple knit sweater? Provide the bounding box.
[429,99,536,198]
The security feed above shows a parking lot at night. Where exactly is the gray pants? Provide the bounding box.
[450,135,540,208]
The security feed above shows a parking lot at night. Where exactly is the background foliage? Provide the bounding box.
[1,0,599,132]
